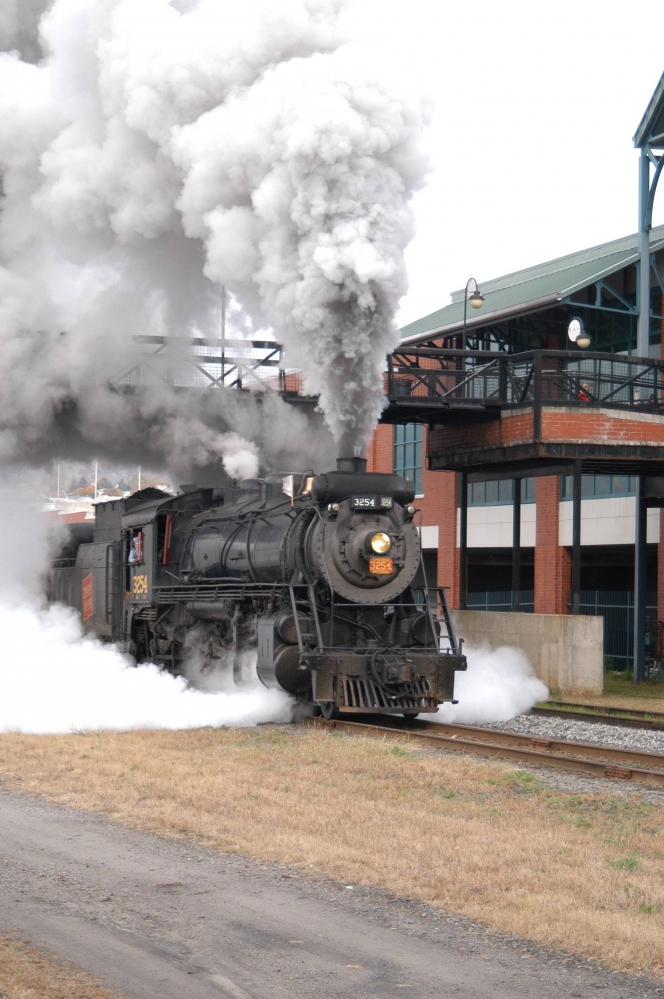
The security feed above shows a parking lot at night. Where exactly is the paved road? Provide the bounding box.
[0,790,659,999]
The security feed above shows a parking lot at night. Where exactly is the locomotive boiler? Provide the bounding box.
[49,458,466,718]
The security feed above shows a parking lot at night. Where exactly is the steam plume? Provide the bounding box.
[434,645,549,725]
[0,0,427,472]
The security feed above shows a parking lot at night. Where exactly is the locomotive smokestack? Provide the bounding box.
[336,457,368,473]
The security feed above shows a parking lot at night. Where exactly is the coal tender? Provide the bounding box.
[49,458,466,718]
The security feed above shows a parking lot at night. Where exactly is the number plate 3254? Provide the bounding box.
[369,557,393,575]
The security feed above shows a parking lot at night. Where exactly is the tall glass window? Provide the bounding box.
[467,478,536,505]
[394,424,423,495]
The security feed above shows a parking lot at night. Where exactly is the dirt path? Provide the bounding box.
[0,789,658,999]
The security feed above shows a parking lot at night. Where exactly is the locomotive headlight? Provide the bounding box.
[370,531,392,554]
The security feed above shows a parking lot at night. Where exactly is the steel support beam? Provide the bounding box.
[637,150,651,358]
[633,475,647,683]
[512,478,521,612]
[571,462,582,614]
[467,463,575,484]
[459,472,468,610]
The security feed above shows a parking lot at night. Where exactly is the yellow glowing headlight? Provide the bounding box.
[370,531,391,555]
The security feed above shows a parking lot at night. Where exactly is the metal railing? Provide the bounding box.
[113,336,299,394]
[573,590,657,668]
[387,348,664,414]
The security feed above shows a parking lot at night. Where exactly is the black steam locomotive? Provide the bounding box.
[49,458,466,718]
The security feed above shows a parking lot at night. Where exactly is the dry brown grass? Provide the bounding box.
[1,726,663,976]
[0,934,125,998]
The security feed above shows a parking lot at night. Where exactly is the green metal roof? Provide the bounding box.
[634,70,664,149]
[400,225,664,345]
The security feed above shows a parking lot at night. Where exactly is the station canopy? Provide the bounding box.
[399,225,664,346]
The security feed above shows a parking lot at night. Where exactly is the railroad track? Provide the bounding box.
[307,715,664,786]
[532,701,664,730]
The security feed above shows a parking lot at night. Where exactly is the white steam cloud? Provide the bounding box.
[0,603,293,734]
[435,645,548,725]
[0,0,428,474]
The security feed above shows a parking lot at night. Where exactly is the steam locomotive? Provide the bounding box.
[49,458,466,718]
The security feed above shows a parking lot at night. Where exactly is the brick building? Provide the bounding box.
[367,227,664,667]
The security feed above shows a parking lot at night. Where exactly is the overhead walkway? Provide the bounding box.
[383,346,664,477]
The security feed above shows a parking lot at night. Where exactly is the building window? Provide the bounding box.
[560,474,638,499]
[394,424,423,495]
[467,478,536,506]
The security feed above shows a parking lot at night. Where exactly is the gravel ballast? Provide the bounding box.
[481,713,664,754]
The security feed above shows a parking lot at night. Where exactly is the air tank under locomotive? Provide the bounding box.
[48,458,466,718]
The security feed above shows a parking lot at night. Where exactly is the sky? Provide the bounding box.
[347,0,664,328]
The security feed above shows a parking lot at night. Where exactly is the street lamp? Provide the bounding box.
[568,317,592,350]
[463,277,484,350]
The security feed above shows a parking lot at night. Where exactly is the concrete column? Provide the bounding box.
[534,475,571,615]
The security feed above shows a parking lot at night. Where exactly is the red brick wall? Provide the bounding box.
[366,425,460,607]
[428,411,535,452]
[421,465,459,608]
[428,420,501,451]
[427,407,664,465]
[541,409,664,444]
[366,424,393,473]
[534,475,570,614]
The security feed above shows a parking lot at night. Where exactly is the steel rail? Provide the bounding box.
[306,716,664,787]
[540,700,664,720]
[533,702,664,731]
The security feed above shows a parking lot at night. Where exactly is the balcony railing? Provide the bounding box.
[387,348,664,413]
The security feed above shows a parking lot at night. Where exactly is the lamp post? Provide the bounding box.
[462,277,484,350]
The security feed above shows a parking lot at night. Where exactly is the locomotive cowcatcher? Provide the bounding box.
[49,457,466,718]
